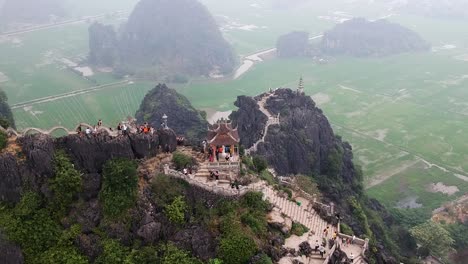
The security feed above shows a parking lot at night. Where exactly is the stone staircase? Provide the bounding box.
[246,93,280,155]
[263,187,330,237]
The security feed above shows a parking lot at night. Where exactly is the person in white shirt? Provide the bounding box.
[350,253,354,263]
[85,128,91,135]
[318,245,325,258]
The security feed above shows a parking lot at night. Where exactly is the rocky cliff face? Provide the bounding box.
[0,232,23,264]
[233,89,348,177]
[135,84,208,145]
[320,18,430,57]
[230,95,267,148]
[0,130,176,204]
[231,89,411,263]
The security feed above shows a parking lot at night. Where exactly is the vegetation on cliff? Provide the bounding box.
[135,83,208,144]
[0,132,291,263]
[320,18,430,57]
[0,89,15,129]
[88,0,236,78]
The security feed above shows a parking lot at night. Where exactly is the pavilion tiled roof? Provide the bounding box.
[207,122,240,146]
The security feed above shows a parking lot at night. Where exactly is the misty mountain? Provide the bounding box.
[320,18,430,57]
[276,31,310,58]
[385,0,468,19]
[89,0,236,78]
[88,23,119,67]
[0,0,65,27]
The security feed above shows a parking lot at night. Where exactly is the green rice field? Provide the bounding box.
[1,0,468,214]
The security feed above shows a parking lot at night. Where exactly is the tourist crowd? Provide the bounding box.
[75,119,157,137]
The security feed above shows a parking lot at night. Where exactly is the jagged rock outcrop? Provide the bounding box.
[0,232,23,264]
[320,18,430,57]
[276,31,310,58]
[0,131,177,204]
[231,88,411,263]
[173,226,217,261]
[88,0,236,77]
[136,84,208,145]
[0,154,21,203]
[233,89,344,177]
[0,0,64,28]
[230,96,267,148]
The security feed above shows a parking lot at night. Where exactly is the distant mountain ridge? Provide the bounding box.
[88,0,236,78]
[320,18,430,57]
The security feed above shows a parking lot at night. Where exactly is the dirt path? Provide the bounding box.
[331,122,468,188]
[233,34,323,80]
[11,80,131,109]
[0,12,127,37]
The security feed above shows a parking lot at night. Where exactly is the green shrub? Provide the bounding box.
[349,196,372,237]
[291,222,309,236]
[259,170,276,185]
[126,246,159,264]
[410,221,454,257]
[340,223,354,236]
[152,174,186,204]
[164,196,187,225]
[326,147,343,177]
[162,243,202,264]
[0,131,7,151]
[49,150,83,216]
[38,225,88,264]
[219,233,257,264]
[99,158,138,218]
[241,155,254,168]
[172,152,195,170]
[0,116,10,128]
[240,192,269,212]
[296,176,319,196]
[252,156,268,172]
[95,239,130,264]
[241,212,267,236]
[0,192,62,262]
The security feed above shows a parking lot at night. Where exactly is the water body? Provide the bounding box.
[395,196,423,209]
[232,35,323,80]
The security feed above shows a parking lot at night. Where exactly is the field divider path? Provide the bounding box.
[11,80,132,109]
[331,122,468,186]
[0,12,128,37]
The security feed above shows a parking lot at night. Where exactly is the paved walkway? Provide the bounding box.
[164,161,345,263]
[0,123,120,137]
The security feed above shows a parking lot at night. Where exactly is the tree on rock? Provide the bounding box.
[0,89,15,128]
[99,158,138,218]
[410,221,454,257]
